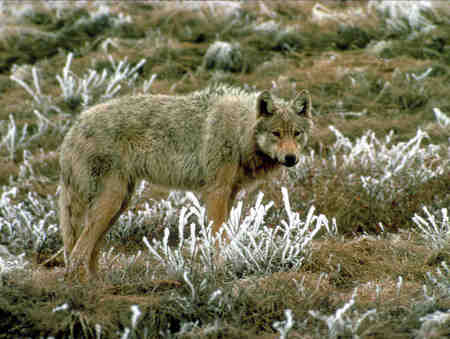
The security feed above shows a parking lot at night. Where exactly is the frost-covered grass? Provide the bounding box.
[0,1,449,338]
[368,0,438,33]
[0,152,61,254]
[328,126,445,200]
[433,107,450,128]
[413,207,449,250]
[313,0,440,34]
[13,52,148,111]
[286,120,449,234]
[144,189,325,279]
[309,289,377,339]
[203,41,243,72]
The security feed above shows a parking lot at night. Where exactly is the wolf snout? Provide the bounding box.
[283,154,298,167]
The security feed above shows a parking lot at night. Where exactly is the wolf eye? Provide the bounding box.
[294,131,301,137]
[272,131,281,137]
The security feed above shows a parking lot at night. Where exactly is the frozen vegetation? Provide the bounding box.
[0,0,449,338]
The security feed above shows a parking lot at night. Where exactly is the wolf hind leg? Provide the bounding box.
[68,174,131,279]
[87,180,135,276]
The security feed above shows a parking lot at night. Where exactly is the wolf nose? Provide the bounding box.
[284,154,298,167]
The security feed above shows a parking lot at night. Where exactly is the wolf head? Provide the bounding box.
[254,90,312,167]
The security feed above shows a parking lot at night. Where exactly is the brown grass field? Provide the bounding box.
[0,1,449,338]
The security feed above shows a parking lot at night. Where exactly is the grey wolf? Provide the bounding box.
[59,85,312,278]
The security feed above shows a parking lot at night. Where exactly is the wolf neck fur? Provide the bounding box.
[241,147,280,180]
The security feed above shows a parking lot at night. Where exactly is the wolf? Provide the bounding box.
[59,85,312,278]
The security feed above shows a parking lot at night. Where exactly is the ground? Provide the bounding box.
[0,1,449,338]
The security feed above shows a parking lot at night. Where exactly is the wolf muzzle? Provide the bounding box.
[283,154,298,167]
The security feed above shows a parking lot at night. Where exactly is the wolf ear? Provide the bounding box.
[257,91,274,117]
[293,90,312,118]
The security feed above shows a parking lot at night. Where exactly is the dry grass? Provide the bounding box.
[0,1,449,338]
[2,233,445,338]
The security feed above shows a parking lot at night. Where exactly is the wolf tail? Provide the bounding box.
[58,181,84,265]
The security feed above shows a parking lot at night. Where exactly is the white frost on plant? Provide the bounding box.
[203,41,242,72]
[312,3,367,24]
[433,108,450,128]
[103,55,146,99]
[109,204,155,241]
[426,262,449,299]
[416,310,450,339]
[0,115,27,160]
[311,1,438,33]
[207,1,242,18]
[396,276,403,296]
[56,52,147,106]
[0,248,28,276]
[368,0,436,33]
[222,188,323,275]
[0,110,69,160]
[73,3,132,30]
[273,309,295,339]
[326,126,446,200]
[411,67,433,81]
[143,192,215,277]
[120,327,130,339]
[52,303,70,313]
[253,20,281,33]
[0,191,59,252]
[10,66,61,115]
[130,305,142,329]
[309,289,376,339]
[55,52,107,107]
[144,189,325,278]
[413,207,449,249]
[0,153,60,253]
[95,324,102,339]
[143,73,158,94]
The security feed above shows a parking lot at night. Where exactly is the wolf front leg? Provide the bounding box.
[205,164,239,239]
[206,188,231,236]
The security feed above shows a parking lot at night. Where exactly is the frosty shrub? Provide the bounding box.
[293,126,447,202]
[144,188,326,279]
[6,51,148,162]
[416,310,450,339]
[251,20,302,52]
[0,115,30,161]
[203,41,243,73]
[0,247,28,277]
[433,108,450,128]
[332,127,444,200]
[10,66,62,116]
[68,3,132,33]
[413,207,449,249]
[273,309,295,339]
[107,182,189,244]
[12,51,147,114]
[0,109,70,160]
[311,0,437,34]
[0,186,60,254]
[311,3,367,25]
[221,188,324,276]
[0,151,61,254]
[56,52,147,108]
[425,262,449,301]
[368,0,437,33]
[309,289,377,339]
